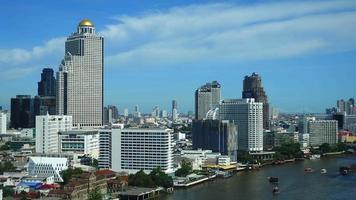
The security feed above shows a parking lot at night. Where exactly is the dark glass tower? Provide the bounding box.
[10,95,35,129]
[242,73,270,130]
[38,68,56,97]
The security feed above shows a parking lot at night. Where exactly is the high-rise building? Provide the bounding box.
[38,68,56,97]
[35,114,72,153]
[192,119,237,160]
[172,100,178,121]
[57,19,104,127]
[10,95,35,129]
[103,105,119,125]
[98,128,174,174]
[34,96,56,116]
[337,98,355,115]
[0,113,6,134]
[242,73,270,130]
[123,108,129,117]
[219,98,263,152]
[308,120,338,146]
[195,81,221,120]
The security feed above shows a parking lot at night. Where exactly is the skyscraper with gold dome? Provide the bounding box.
[57,19,104,127]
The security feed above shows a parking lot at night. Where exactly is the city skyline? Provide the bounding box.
[1,0,356,113]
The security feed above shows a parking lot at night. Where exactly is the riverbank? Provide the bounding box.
[164,155,356,200]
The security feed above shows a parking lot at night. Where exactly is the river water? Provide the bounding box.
[164,156,356,200]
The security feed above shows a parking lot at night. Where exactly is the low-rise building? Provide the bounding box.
[59,130,99,158]
[27,156,68,182]
[48,172,107,200]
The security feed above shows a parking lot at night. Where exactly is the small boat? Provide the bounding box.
[339,166,350,176]
[272,186,280,194]
[304,167,313,172]
[310,154,321,160]
[267,177,279,183]
[321,169,327,174]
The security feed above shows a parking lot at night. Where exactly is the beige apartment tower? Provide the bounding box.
[57,19,104,127]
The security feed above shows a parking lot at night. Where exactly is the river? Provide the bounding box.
[163,156,356,200]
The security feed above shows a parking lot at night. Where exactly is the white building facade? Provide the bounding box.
[99,128,174,174]
[59,130,99,158]
[35,114,72,153]
[0,112,6,134]
[57,19,104,127]
[308,120,338,146]
[219,98,263,152]
[27,157,68,182]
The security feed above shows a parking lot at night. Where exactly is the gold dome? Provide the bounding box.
[78,19,94,27]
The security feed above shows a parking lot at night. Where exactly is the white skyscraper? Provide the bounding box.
[35,114,72,153]
[219,98,263,152]
[0,113,6,134]
[57,19,104,127]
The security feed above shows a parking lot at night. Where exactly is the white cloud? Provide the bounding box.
[0,37,65,64]
[1,0,356,79]
[0,67,37,80]
[101,1,356,68]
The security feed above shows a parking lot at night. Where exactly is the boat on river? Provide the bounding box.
[272,186,280,195]
[321,169,327,174]
[304,167,313,172]
[267,177,279,183]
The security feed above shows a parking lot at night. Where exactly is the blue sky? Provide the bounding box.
[0,0,355,113]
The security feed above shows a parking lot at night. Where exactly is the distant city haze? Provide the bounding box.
[0,0,355,113]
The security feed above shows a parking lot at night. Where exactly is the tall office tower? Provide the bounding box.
[57,19,104,127]
[337,98,355,115]
[242,73,270,130]
[123,108,129,117]
[0,113,6,134]
[192,119,237,160]
[160,110,168,118]
[219,98,263,152]
[38,68,56,97]
[11,95,35,129]
[195,81,221,120]
[134,105,141,118]
[103,105,118,125]
[151,106,160,117]
[35,114,72,153]
[172,100,178,121]
[308,120,338,146]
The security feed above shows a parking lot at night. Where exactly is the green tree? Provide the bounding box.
[0,161,16,174]
[3,186,14,197]
[88,187,103,200]
[92,158,99,169]
[60,168,84,185]
[237,151,255,164]
[319,143,331,153]
[150,167,173,188]
[273,142,302,159]
[0,142,10,151]
[175,159,192,177]
[336,143,347,152]
[128,170,155,187]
